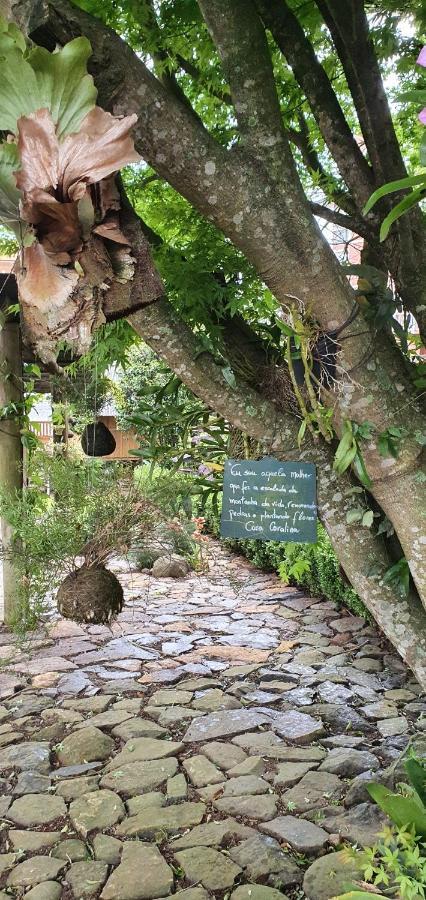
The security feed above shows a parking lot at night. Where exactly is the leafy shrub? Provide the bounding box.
[336,756,426,900]
[134,463,195,518]
[367,757,426,839]
[0,451,155,631]
[203,493,366,616]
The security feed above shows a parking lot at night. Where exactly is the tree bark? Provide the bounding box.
[11,0,426,665]
[0,320,23,625]
[129,300,426,689]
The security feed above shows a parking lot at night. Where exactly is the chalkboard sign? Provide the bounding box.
[220,457,317,543]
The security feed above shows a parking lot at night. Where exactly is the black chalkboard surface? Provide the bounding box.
[220,457,317,543]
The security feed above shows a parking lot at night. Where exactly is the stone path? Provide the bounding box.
[0,540,424,900]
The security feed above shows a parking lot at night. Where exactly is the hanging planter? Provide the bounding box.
[81,421,116,457]
[57,563,124,624]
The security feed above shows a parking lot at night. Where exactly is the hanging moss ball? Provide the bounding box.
[81,422,116,457]
[57,564,124,624]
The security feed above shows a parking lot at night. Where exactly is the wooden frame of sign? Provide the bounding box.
[220,457,317,543]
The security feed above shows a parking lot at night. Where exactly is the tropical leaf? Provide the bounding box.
[0,28,97,137]
[333,420,356,474]
[363,172,426,214]
[367,783,426,838]
[405,757,426,807]
[0,47,41,133]
[0,141,22,237]
[379,187,426,241]
[28,38,97,138]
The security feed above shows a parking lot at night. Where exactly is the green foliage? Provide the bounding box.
[337,759,426,899]
[0,361,43,453]
[0,20,96,136]
[336,825,426,899]
[364,173,426,241]
[115,342,228,485]
[367,757,426,839]
[382,557,410,598]
[378,426,407,458]
[0,142,21,237]
[0,451,154,631]
[333,420,372,488]
[134,463,195,518]
[204,495,366,617]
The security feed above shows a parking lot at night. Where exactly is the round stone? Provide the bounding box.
[56,726,114,766]
[8,793,66,827]
[70,789,125,837]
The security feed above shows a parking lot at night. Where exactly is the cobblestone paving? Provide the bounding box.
[0,541,424,899]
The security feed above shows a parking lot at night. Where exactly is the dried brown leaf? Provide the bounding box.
[17,242,78,311]
[15,108,59,193]
[20,188,81,253]
[60,107,141,201]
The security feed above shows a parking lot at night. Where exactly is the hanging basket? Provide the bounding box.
[57,564,124,624]
[81,421,116,457]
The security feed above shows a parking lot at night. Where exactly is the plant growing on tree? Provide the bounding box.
[0,15,162,363]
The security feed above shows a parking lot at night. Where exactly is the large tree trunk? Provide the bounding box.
[129,301,426,689]
[0,320,23,625]
[10,0,426,681]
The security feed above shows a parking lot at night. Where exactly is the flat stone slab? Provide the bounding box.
[183,709,271,742]
[105,738,183,771]
[66,861,108,898]
[112,718,168,741]
[321,801,386,846]
[56,774,99,801]
[260,815,328,853]
[74,710,133,730]
[150,689,193,705]
[24,883,62,900]
[174,847,242,891]
[228,833,302,884]
[70,789,125,836]
[175,891,209,900]
[102,841,174,899]
[101,758,178,795]
[281,772,344,812]
[273,761,318,787]
[7,857,65,888]
[56,726,114,766]
[52,838,88,861]
[303,850,365,900]
[127,792,166,816]
[272,711,324,744]
[183,754,224,787]
[92,834,122,865]
[8,830,62,851]
[232,887,290,900]
[170,818,254,850]
[202,741,247,770]
[8,793,66,827]
[214,794,278,820]
[0,741,50,773]
[222,775,270,796]
[116,802,206,838]
[319,748,379,776]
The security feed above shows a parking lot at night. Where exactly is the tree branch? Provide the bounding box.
[309,201,370,239]
[314,0,426,338]
[197,0,297,184]
[315,0,406,185]
[256,0,374,210]
[286,114,358,219]
[128,296,426,688]
[175,53,232,105]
